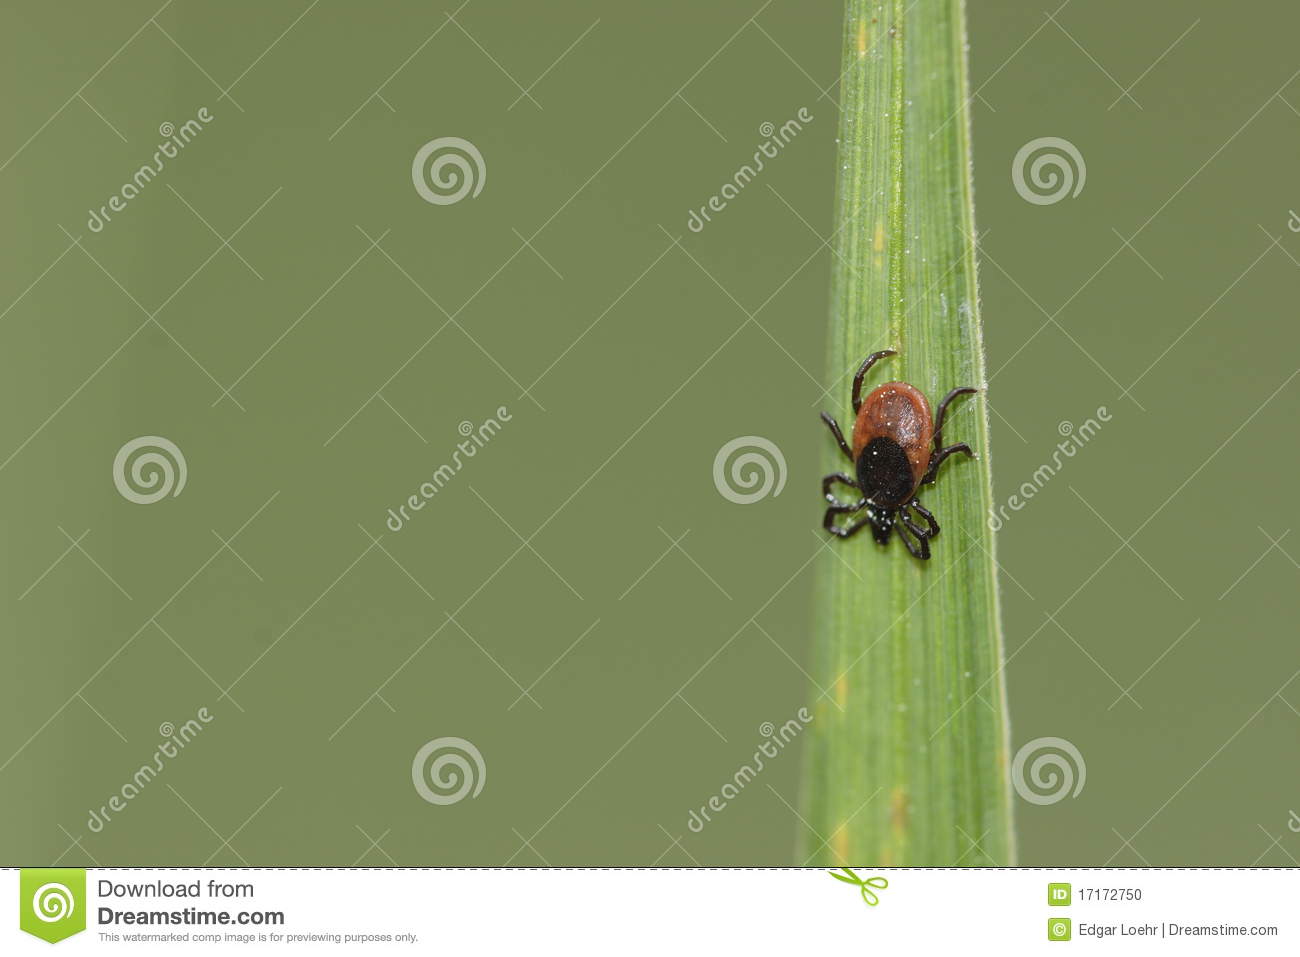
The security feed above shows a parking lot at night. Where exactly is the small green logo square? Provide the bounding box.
[19,868,87,943]
[1048,917,1072,941]
[1048,882,1071,906]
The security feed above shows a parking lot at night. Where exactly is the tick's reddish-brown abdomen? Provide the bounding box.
[852,382,933,489]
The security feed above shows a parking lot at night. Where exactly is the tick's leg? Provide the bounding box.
[932,387,977,449]
[823,503,874,539]
[822,472,862,506]
[908,498,941,539]
[922,442,975,485]
[895,514,931,560]
[898,508,929,542]
[820,412,854,462]
[851,349,898,413]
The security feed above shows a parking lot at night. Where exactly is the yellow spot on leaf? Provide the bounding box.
[873,221,885,252]
[857,19,869,56]
[890,787,909,840]
[832,825,850,863]
[835,675,848,709]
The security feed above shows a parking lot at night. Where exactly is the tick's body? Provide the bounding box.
[852,382,932,504]
[821,350,976,560]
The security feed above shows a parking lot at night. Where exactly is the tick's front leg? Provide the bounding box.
[932,387,977,448]
[851,349,897,413]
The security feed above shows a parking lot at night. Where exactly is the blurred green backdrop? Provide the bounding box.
[1,0,1296,865]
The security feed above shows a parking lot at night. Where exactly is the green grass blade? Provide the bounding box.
[802,0,1014,866]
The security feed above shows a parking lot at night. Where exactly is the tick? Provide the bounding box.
[820,350,977,560]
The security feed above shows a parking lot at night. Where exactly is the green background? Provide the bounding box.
[1,0,1297,865]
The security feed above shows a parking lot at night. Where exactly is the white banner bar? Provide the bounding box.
[6,868,1298,954]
